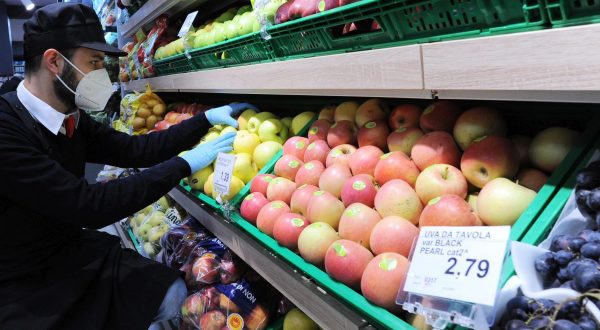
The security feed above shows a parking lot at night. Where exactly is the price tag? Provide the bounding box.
[178,11,198,37]
[213,153,236,197]
[403,226,510,307]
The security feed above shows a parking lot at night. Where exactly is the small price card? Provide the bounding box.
[213,153,236,197]
[403,226,510,307]
[178,11,199,37]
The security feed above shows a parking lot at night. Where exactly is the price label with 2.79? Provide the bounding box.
[403,226,510,307]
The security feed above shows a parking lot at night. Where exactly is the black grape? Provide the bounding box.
[555,250,577,267]
[553,319,583,330]
[536,252,559,277]
[581,242,600,259]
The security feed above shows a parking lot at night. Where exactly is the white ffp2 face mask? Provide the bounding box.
[55,52,115,112]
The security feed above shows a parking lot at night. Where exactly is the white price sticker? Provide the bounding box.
[403,226,510,307]
[213,153,236,197]
[177,11,199,37]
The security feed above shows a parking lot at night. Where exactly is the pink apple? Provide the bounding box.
[334,101,359,122]
[419,194,480,227]
[361,253,409,310]
[374,151,420,187]
[319,163,353,198]
[357,120,389,150]
[266,177,297,204]
[453,107,507,150]
[516,168,548,192]
[415,164,468,204]
[370,216,419,257]
[338,203,381,249]
[326,144,357,168]
[275,0,293,23]
[349,146,384,176]
[256,201,291,236]
[274,154,304,181]
[327,120,357,148]
[341,174,379,207]
[295,160,325,187]
[419,100,462,133]
[374,179,422,225]
[411,131,461,171]
[283,136,309,160]
[303,140,331,165]
[273,213,308,250]
[250,174,276,196]
[355,98,390,127]
[318,105,335,122]
[307,119,331,143]
[388,104,422,130]
[298,222,339,266]
[387,127,424,156]
[306,190,345,229]
[511,135,532,167]
[240,192,269,224]
[460,135,519,188]
[325,239,374,288]
[290,184,319,216]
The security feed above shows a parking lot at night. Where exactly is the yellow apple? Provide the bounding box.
[146,211,166,226]
[189,166,213,190]
[238,109,257,130]
[234,130,261,154]
[204,173,215,195]
[156,197,170,211]
[258,118,285,144]
[148,226,166,244]
[477,178,536,226]
[137,223,153,240]
[233,153,258,184]
[334,101,359,122]
[220,126,238,136]
[135,212,147,226]
[212,175,245,201]
[143,242,157,256]
[248,112,276,134]
[200,131,221,145]
[291,111,315,135]
[253,141,283,169]
[140,205,154,216]
[281,117,292,128]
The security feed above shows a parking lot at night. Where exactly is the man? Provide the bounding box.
[0,3,256,329]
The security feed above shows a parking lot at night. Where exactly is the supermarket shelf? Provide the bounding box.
[168,186,372,330]
[113,220,135,251]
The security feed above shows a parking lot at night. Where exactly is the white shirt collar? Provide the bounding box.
[16,81,79,136]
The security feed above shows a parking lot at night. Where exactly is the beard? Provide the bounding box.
[53,62,79,111]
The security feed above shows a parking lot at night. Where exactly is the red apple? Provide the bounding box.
[283,136,310,160]
[355,98,390,127]
[298,222,339,266]
[516,168,548,192]
[274,154,304,181]
[289,0,318,18]
[374,151,420,187]
[199,310,226,330]
[250,174,277,196]
[275,0,293,23]
[361,253,410,310]
[266,177,297,204]
[303,140,331,165]
[192,253,220,284]
[306,190,345,229]
[341,174,379,207]
[295,160,325,187]
[419,100,462,133]
[388,104,422,130]
[411,131,461,171]
[371,20,381,30]
[460,135,519,188]
[387,127,424,156]
[415,164,468,204]
[256,201,291,236]
[370,216,419,257]
[240,192,269,224]
[374,179,422,225]
[453,107,507,150]
[334,101,359,122]
[318,105,336,122]
[290,184,319,216]
[357,120,389,150]
[349,146,384,176]
[273,213,309,250]
[419,194,480,227]
[307,119,331,143]
[339,203,381,249]
[325,239,374,288]
[319,163,353,198]
[511,135,532,167]
[327,120,357,148]
[326,144,357,168]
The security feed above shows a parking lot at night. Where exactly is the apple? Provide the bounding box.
[334,101,360,122]
[273,213,309,250]
[316,0,339,12]
[267,177,297,204]
[237,109,257,130]
[192,253,220,283]
[303,140,331,165]
[258,118,287,144]
[307,119,332,143]
[511,135,532,167]
[189,166,213,190]
[357,120,389,150]
[349,146,384,176]
[181,294,207,318]
[220,126,238,136]
[204,173,214,196]
[211,175,245,201]
[327,120,357,148]
[247,112,276,134]
[240,192,269,224]
[283,136,309,160]
[374,151,420,186]
[282,117,293,128]
[275,0,293,23]
[291,111,316,135]
[415,164,468,204]
[467,192,479,214]
[387,127,424,156]
[289,0,318,18]
[253,141,283,169]
[199,310,226,330]
[326,144,357,168]
[411,131,461,171]
[529,127,579,173]
[250,173,276,196]
[370,216,419,257]
[339,203,381,249]
[298,222,340,266]
[477,177,537,226]
[234,130,261,154]
[325,239,374,288]
[419,100,462,133]
[516,168,548,192]
[453,107,507,150]
[341,174,379,207]
[275,154,304,181]
[295,160,325,187]
[319,163,353,198]
[232,153,258,184]
[306,190,345,229]
[419,194,480,227]
[361,253,409,310]
[318,105,336,122]
[355,98,390,127]
[290,184,319,216]
[374,179,422,225]
[388,104,422,130]
[460,135,519,188]
[256,201,291,236]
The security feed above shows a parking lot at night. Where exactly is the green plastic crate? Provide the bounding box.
[189,32,276,70]
[545,0,600,27]
[154,53,196,76]
[266,0,547,60]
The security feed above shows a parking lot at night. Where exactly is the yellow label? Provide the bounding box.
[227,313,244,330]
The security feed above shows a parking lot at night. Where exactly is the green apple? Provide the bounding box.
[252,16,260,32]
[189,166,213,190]
[291,111,315,135]
[283,308,318,330]
[279,125,289,142]
[237,5,252,15]
[248,112,276,134]
[281,117,292,128]
[234,130,261,154]
[477,178,536,226]
[135,212,147,226]
[215,10,236,23]
[224,21,239,40]
[238,109,257,129]
[140,205,154,216]
[137,223,153,240]
[148,226,166,244]
[220,126,238,136]
[200,131,221,144]
[258,118,285,144]
[194,33,210,49]
[213,125,225,131]
[143,242,157,257]
[233,153,258,184]
[212,23,227,43]
[146,211,166,226]
[253,141,283,169]
[261,1,283,23]
[156,197,170,210]
[205,30,216,46]
[237,12,255,36]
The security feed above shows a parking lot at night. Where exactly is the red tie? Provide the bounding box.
[64,115,75,138]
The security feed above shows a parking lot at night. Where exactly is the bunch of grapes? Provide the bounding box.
[575,161,600,229]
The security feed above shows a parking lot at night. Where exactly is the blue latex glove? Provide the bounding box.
[179,132,236,173]
[204,102,259,128]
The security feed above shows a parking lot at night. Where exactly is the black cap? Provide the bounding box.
[24,3,126,57]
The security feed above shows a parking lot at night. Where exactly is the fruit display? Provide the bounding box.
[152,103,212,132]
[273,0,365,25]
[114,84,167,134]
[282,308,318,330]
[576,161,600,229]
